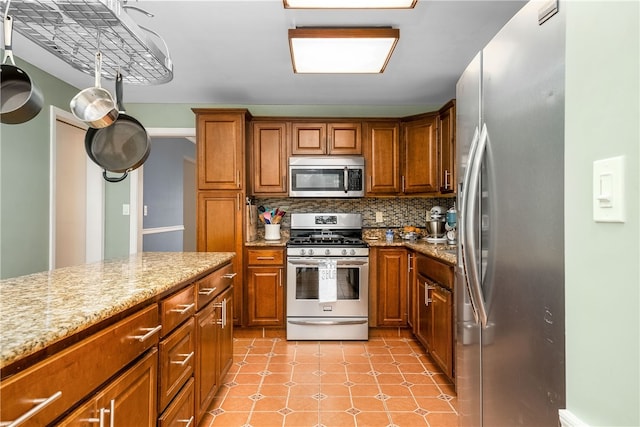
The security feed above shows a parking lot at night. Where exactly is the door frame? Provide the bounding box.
[133,128,196,253]
[49,106,103,269]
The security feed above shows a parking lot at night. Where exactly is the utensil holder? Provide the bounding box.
[264,224,281,240]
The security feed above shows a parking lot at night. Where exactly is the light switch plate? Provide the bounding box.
[593,155,625,223]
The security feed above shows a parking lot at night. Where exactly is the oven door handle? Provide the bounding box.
[287,258,368,266]
[288,319,368,326]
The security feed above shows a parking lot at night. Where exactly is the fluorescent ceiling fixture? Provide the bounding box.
[288,28,400,74]
[284,0,417,8]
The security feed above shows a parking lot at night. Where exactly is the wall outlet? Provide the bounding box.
[375,212,383,223]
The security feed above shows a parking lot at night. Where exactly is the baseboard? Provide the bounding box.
[559,409,589,427]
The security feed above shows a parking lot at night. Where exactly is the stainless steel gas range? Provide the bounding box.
[286,213,369,341]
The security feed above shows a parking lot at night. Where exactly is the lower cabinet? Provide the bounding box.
[59,348,158,426]
[158,378,194,427]
[414,253,454,380]
[245,248,285,327]
[375,248,409,327]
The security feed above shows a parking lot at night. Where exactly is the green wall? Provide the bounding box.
[564,2,639,425]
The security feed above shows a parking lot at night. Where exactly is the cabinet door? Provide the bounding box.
[217,286,234,381]
[194,301,219,423]
[158,378,194,427]
[364,121,401,194]
[403,115,439,193]
[246,266,284,326]
[290,122,326,155]
[251,122,288,195]
[196,112,246,190]
[376,248,408,326]
[430,286,453,378]
[58,349,158,427]
[414,274,430,349]
[438,100,456,193]
[197,192,243,326]
[158,319,195,412]
[327,122,362,155]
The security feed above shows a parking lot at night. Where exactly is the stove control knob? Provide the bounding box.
[350,249,356,256]
[341,249,347,256]
[308,249,314,256]
[325,249,331,256]
[300,249,306,256]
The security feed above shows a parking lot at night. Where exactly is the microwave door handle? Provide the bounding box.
[344,167,349,193]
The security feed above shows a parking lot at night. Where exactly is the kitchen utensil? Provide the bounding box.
[263,211,272,224]
[70,51,119,129]
[1,15,43,124]
[84,72,150,182]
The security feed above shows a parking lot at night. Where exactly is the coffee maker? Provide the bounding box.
[445,205,457,245]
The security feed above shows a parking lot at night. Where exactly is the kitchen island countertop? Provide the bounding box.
[0,252,234,370]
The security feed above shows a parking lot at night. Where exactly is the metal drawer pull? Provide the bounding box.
[222,273,237,279]
[256,256,275,260]
[178,417,194,427]
[199,287,217,296]
[170,303,195,314]
[131,325,162,342]
[171,351,194,367]
[288,319,367,326]
[0,391,62,427]
[98,399,115,427]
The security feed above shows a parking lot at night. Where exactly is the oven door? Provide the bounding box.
[286,256,368,317]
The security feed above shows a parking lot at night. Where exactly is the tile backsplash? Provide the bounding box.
[253,197,456,228]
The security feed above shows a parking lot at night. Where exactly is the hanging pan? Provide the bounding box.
[85,72,150,183]
[70,51,118,128]
[1,15,44,124]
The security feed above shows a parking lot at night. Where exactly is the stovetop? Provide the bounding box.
[287,213,368,256]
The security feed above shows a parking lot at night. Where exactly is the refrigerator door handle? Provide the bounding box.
[459,125,481,324]
[463,123,489,328]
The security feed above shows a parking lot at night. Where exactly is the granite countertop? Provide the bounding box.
[0,252,235,370]
[364,229,457,265]
[245,228,289,247]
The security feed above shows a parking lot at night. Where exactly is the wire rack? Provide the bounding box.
[1,0,173,84]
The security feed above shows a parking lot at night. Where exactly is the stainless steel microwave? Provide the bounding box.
[289,156,365,198]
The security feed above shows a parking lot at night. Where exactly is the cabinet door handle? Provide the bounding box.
[236,193,240,211]
[223,272,237,279]
[279,270,282,287]
[178,417,195,427]
[401,175,405,192]
[131,325,162,342]
[0,391,62,427]
[236,170,241,188]
[171,351,195,367]
[170,303,195,315]
[199,286,217,296]
[444,169,450,190]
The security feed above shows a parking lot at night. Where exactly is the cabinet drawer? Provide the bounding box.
[159,318,195,412]
[416,255,454,289]
[0,304,159,427]
[158,377,195,427]
[196,263,235,310]
[247,249,284,265]
[161,285,195,337]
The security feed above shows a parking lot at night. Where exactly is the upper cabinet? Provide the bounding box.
[438,100,456,193]
[402,113,439,194]
[291,121,362,155]
[193,109,251,190]
[364,120,401,194]
[250,121,289,196]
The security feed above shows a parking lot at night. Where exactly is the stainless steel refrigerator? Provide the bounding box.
[455,1,566,426]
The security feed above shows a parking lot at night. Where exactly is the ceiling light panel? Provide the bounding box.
[289,28,400,74]
[284,0,417,9]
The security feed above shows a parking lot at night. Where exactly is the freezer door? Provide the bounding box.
[455,51,482,427]
[481,1,566,426]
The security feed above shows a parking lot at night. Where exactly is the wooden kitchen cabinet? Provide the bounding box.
[402,113,439,194]
[194,109,250,191]
[364,120,401,194]
[197,192,243,326]
[158,378,194,427]
[58,349,158,427]
[251,121,289,195]
[414,254,455,380]
[245,248,285,327]
[290,121,362,155]
[158,318,195,412]
[438,99,456,194]
[376,248,409,327]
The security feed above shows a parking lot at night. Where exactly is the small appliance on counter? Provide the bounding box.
[425,206,447,243]
[445,205,457,245]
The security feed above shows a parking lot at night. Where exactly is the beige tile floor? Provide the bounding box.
[199,335,458,427]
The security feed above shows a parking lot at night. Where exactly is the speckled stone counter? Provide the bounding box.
[245,228,289,247]
[364,229,457,265]
[0,252,234,370]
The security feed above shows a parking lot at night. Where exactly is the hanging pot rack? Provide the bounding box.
[0,0,173,85]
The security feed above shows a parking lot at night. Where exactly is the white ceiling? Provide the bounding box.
[12,0,526,106]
